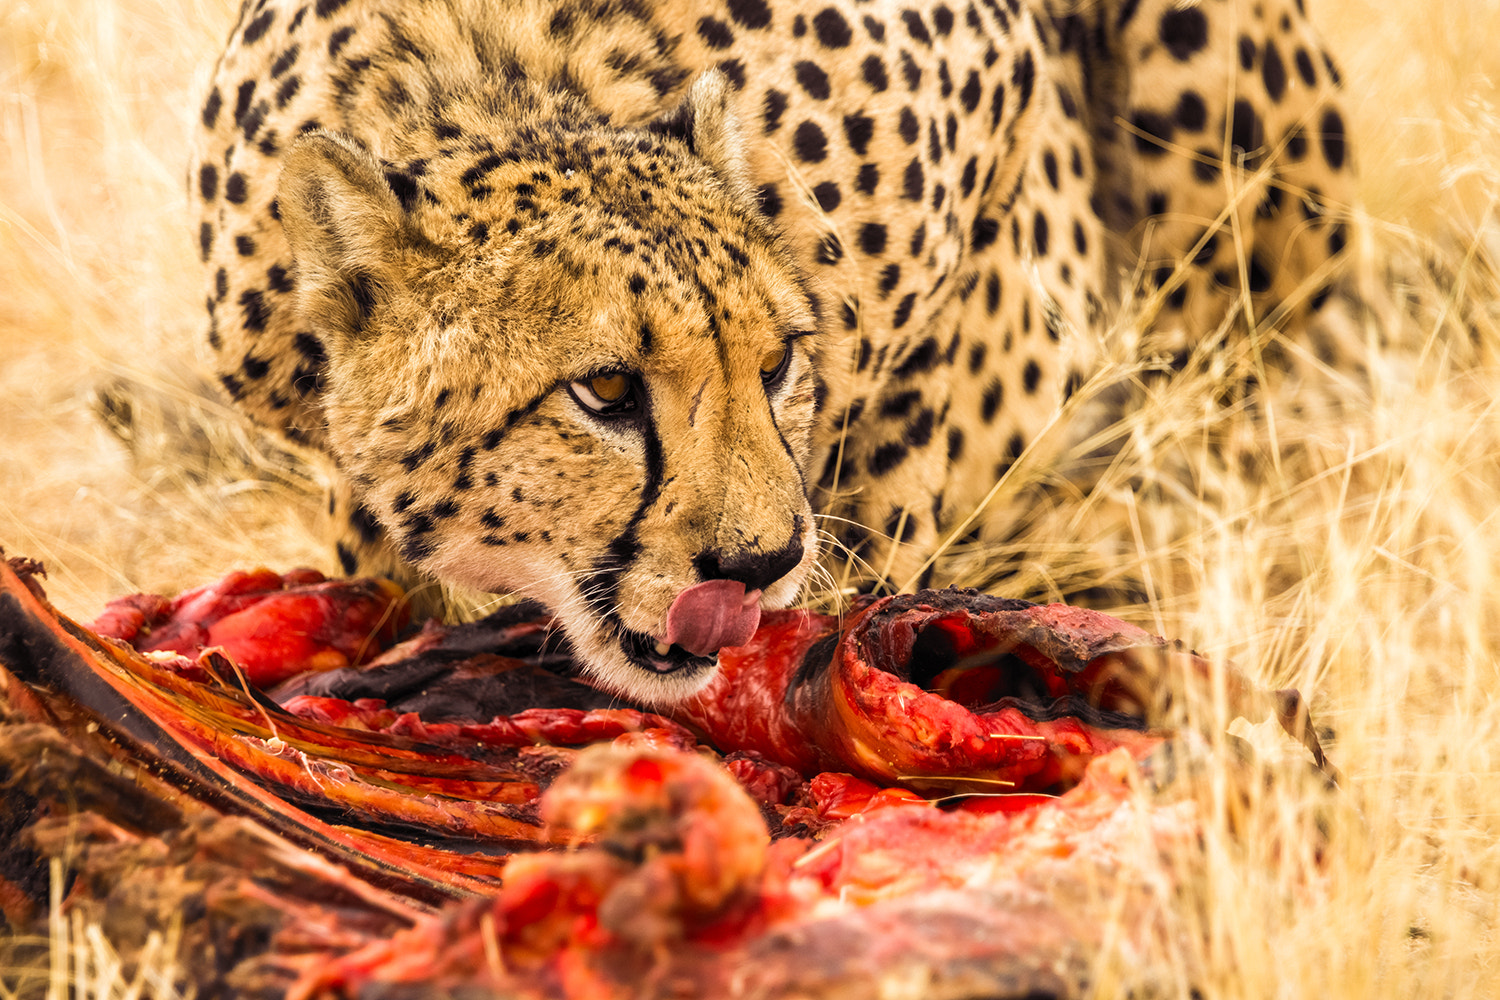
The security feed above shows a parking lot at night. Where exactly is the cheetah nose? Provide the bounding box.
[660,580,762,657]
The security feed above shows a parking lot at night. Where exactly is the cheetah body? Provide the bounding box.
[193,0,1358,700]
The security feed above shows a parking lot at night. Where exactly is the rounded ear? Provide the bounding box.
[277,131,418,345]
[645,70,754,206]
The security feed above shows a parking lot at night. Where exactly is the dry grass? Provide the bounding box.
[2,0,1499,996]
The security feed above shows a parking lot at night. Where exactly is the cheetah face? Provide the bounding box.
[277,81,821,704]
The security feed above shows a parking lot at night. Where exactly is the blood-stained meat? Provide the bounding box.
[0,553,1337,999]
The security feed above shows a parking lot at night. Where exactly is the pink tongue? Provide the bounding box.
[662,580,762,657]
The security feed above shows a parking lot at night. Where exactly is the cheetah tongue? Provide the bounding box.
[662,581,763,658]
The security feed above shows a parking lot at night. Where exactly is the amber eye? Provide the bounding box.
[760,341,792,386]
[590,373,630,402]
[569,371,641,416]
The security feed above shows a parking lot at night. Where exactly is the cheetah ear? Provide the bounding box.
[277,130,422,346]
[646,70,754,205]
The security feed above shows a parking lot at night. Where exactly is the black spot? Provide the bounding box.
[1042,149,1059,189]
[224,171,248,204]
[898,106,920,144]
[293,332,327,369]
[893,337,938,378]
[862,55,889,91]
[1295,47,1317,86]
[904,407,935,448]
[336,542,358,576]
[989,80,1007,131]
[327,25,355,57]
[1231,99,1264,162]
[399,441,436,473]
[201,87,222,129]
[235,234,256,257]
[856,162,879,194]
[813,7,852,46]
[984,271,1001,315]
[842,300,860,330]
[628,273,647,295]
[946,426,965,462]
[716,58,747,89]
[1328,222,1348,256]
[878,263,902,296]
[1022,359,1041,394]
[892,292,916,328]
[1011,49,1035,109]
[968,341,988,375]
[1238,34,1256,71]
[275,75,301,109]
[899,50,922,90]
[902,9,931,44]
[1248,253,1273,293]
[843,114,874,155]
[980,378,1003,422]
[199,164,219,201]
[793,14,806,36]
[902,157,924,200]
[793,120,828,162]
[233,80,257,126]
[239,289,269,331]
[960,156,978,198]
[881,389,920,418]
[698,16,734,48]
[1159,7,1207,60]
[1146,191,1168,217]
[869,441,910,475]
[816,232,844,264]
[270,44,300,78]
[908,223,925,257]
[1130,110,1173,155]
[1193,148,1220,182]
[726,0,772,30]
[241,352,270,380]
[1073,220,1088,256]
[758,182,783,217]
[336,270,374,322]
[242,8,275,44]
[813,181,842,212]
[762,88,787,132]
[1262,41,1287,102]
[1176,91,1207,131]
[1323,52,1342,86]
[1032,211,1049,255]
[971,214,999,251]
[795,61,831,100]
[1320,108,1347,170]
[929,183,945,211]
[384,170,419,210]
[859,222,888,255]
[958,70,982,113]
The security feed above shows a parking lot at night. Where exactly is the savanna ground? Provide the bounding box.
[2,0,1499,996]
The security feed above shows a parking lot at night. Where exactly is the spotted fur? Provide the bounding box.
[193,0,1359,701]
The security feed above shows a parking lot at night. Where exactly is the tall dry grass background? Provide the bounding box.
[2,0,1498,996]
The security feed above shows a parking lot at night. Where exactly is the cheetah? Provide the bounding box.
[192,0,1360,702]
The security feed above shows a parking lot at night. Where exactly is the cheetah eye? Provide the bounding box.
[569,371,641,416]
[760,341,793,388]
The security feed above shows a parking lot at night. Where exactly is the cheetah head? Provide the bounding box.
[277,73,821,704]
